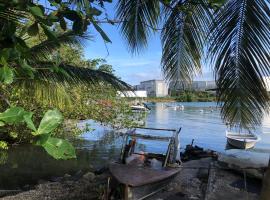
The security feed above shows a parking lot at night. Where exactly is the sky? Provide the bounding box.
[83,2,214,85]
[43,0,214,86]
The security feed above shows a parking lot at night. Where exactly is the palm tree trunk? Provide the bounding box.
[260,159,270,200]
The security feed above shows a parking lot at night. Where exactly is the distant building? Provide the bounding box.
[134,80,168,97]
[117,90,147,98]
[169,80,216,91]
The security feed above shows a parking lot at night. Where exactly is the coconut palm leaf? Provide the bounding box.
[27,31,92,61]
[26,62,131,90]
[208,0,270,128]
[161,1,212,85]
[116,0,160,53]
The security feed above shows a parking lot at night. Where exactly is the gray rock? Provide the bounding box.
[63,174,71,179]
[82,172,95,181]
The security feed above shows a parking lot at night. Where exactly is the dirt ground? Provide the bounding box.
[0,158,262,200]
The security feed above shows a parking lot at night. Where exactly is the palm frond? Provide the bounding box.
[30,62,131,91]
[116,0,160,53]
[14,81,73,110]
[161,1,211,85]
[0,7,28,22]
[208,0,270,128]
[28,31,92,61]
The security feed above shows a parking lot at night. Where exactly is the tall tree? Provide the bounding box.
[116,0,270,129]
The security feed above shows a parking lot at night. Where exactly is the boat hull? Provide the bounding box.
[225,131,260,150]
[124,175,177,200]
[227,138,256,149]
[109,163,181,200]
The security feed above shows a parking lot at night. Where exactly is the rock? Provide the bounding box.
[82,172,95,181]
[218,149,269,179]
[22,184,30,190]
[50,176,63,182]
[63,174,71,180]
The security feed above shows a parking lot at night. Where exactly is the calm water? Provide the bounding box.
[1,102,270,189]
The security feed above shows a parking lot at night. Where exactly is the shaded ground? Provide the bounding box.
[148,158,261,200]
[0,172,107,200]
[0,158,262,200]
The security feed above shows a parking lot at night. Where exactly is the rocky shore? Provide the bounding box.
[1,157,262,200]
[0,170,108,200]
[1,143,265,200]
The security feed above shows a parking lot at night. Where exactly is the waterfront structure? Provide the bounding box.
[169,80,216,91]
[134,80,168,97]
[117,90,147,98]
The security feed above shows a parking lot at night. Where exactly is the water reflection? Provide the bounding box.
[1,102,270,189]
[0,126,124,189]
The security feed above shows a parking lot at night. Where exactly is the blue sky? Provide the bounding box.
[42,0,213,85]
[83,2,214,85]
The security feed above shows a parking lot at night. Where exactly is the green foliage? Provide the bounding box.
[0,107,29,124]
[0,63,14,85]
[0,0,131,160]
[42,137,76,160]
[0,107,76,159]
[116,0,270,129]
[0,141,8,150]
[35,110,63,136]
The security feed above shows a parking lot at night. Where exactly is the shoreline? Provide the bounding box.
[1,145,265,200]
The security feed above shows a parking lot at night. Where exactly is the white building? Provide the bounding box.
[117,90,147,98]
[169,80,216,91]
[134,80,168,97]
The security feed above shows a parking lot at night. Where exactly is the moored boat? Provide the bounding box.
[108,127,182,200]
[226,130,260,149]
[130,105,150,112]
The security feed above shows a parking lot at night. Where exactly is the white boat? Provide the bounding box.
[226,130,260,149]
[165,104,184,111]
[130,105,150,112]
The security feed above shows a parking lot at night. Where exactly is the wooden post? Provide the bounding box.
[260,157,270,200]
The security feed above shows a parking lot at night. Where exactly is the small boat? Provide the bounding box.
[130,103,151,112]
[226,130,260,149]
[108,127,182,200]
[165,104,184,111]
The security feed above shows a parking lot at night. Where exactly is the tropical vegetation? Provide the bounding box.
[0,0,269,159]
[0,0,132,159]
[115,0,270,130]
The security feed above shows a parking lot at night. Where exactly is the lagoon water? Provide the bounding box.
[1,102,270,189]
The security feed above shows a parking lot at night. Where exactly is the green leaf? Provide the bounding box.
[35,134,50,146]
[93,22,112,43]
[28,5,44,18]
[62,10,81,21]
[35,109,63,135]
[27,22,39,36]
[0,65,14,84]
[40,24,57,41]
[41,137,76,160]
[23,112,36,131]
[9,132,18,139]
[59,17,67,30]
[21,60,36,79]
[0,141,8,150]
[72,19,83,33]
[0,121,5,126]
[0,107,25,124]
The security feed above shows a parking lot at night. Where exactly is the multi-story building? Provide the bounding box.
[134,80,168,97]
[169,80,216,91]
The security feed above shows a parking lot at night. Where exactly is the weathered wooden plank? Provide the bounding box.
[126,133,172,141]
[109,163,181,187]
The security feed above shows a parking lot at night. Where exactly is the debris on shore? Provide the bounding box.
[0,143,265,200]
[0,170,109,200]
